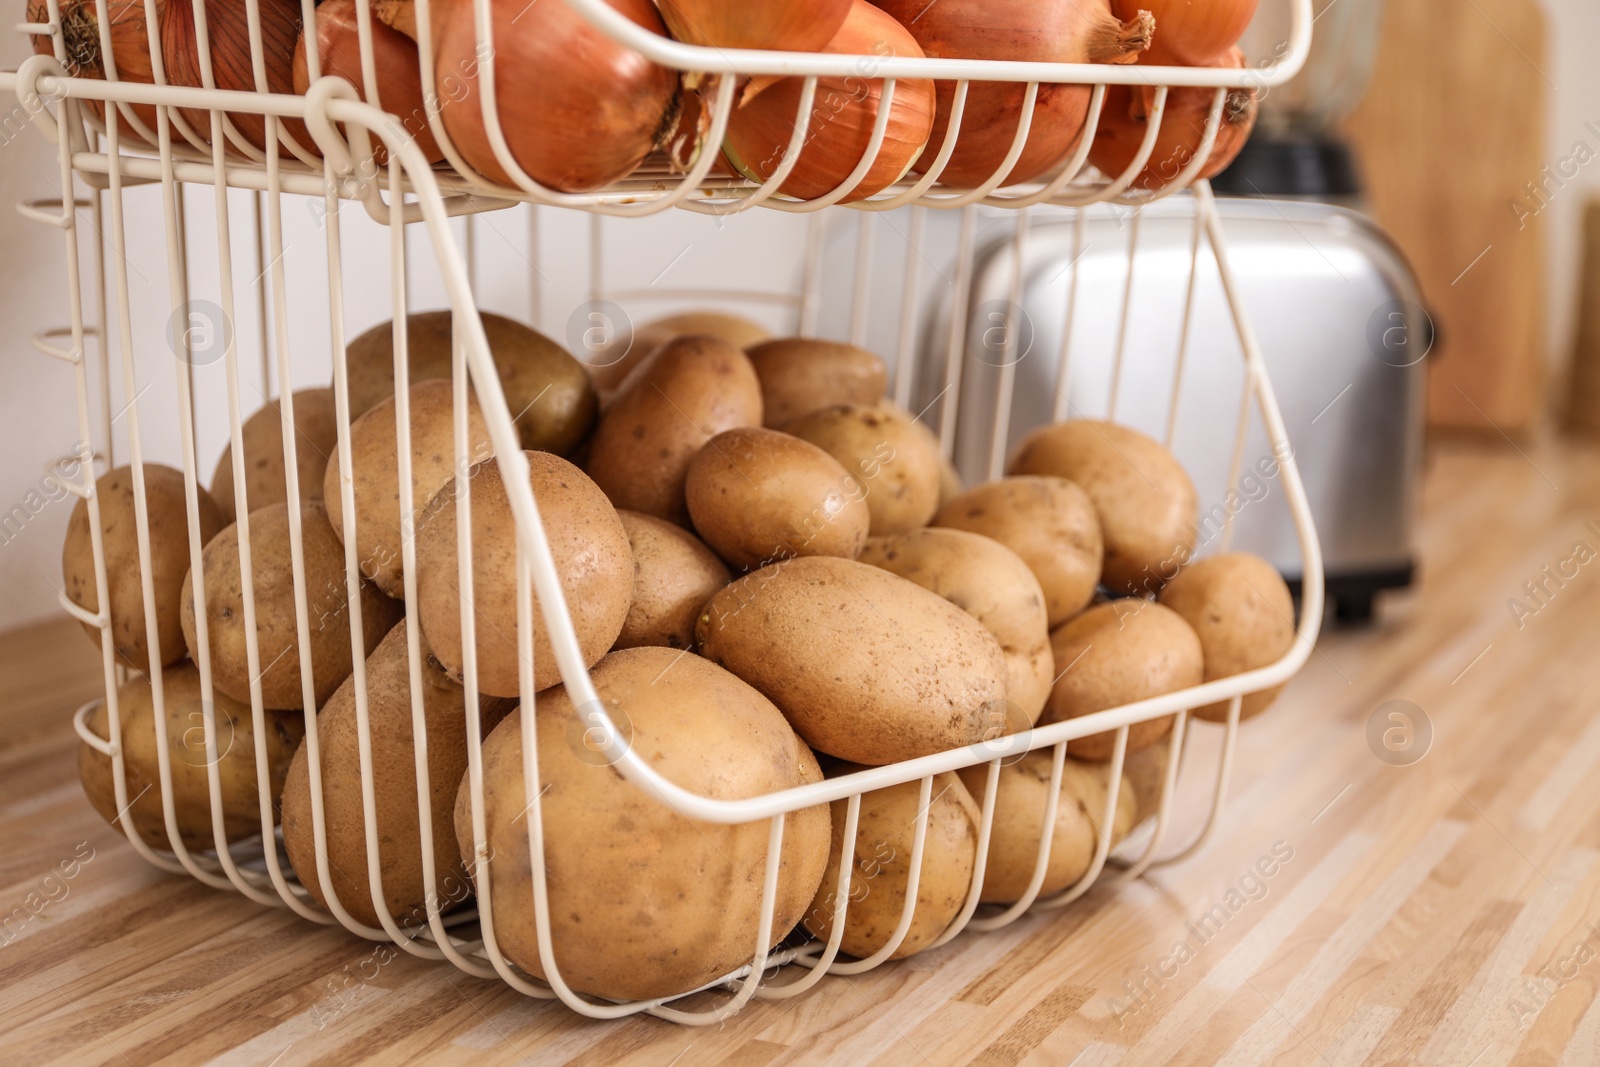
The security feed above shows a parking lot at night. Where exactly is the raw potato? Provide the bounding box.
[803,770,978,960]
[938,460,965,509]
[1123,738,1172,827]
[685,427,870,570]
[181,502,401,709]
[281,621,512,929]
[1044,600,1203,760]
[954,753,1137,903]
[858,528,1052,724]
[62,464,225,670]
[592,310,771,398]
[1061,758,1139,849]
[785,404,943,536]
[1158,552,1296,721]
[614,511,730,650]
[323,379,495,599]
[79,662,304,851]
[1008,420,1198,595]
[415,451,633,697]
[457,647,830,1001]
[696,556,1009,765]
[343,310,598,454]
[894,402,964,508]
[746,338,888,428]
[933,477,1104,627]
[585,335,763,526]
[210,387,339,523]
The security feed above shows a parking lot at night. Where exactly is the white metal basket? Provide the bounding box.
[5,0,1324,1025]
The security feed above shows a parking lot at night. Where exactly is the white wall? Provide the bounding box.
[0,32,98,633]
[0,4,1595,632]
[0,18,812,633]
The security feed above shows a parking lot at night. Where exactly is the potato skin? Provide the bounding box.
[784,404,942,536]
[181,502,402,709]
[343,310,598,454]
[1044,600,1203,759]
[323,379,495,599]
[696,556,1009,765]
[79,662,303,851]
[456,647,830,1001]
[803,770,977,959]
[685,427,870,570]
[586,335,764,526]
[614,511,730,650]
[62,464,225,670]
[1061,758,1140,842]
[211,387,339,524]
[1158,553,1296,721]
[1122,738,1172,825]
[933,476,1104,628]
[954,752,1135,903]
[415,451,633,697]
[891,403,963,508]
[746,338,887,429]
[593,310,771,398]
[1008,420,1198,596]
[281,621,511,929]
[859,528,1052,724]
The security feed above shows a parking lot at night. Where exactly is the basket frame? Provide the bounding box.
[5,0,1324,1025]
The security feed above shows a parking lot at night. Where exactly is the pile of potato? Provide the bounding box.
[67,306,1297,1001]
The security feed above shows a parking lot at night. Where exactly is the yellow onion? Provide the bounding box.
[161,0,310,152]
[722,0,935,204]
[291,0,443,165]
[373,0,418,40]
[432,0,679,193]
[1089,48,1257,190]
[27,0,166,139]
[658,0,851,52]
[876,0,1152,189]
[1115,0,1258,66]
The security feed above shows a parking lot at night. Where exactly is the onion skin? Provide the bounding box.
[432,0,678,193]
[1114,0,1259,66]
[373,0,418,41]
[161,0,310,153]
[1088,48,1257,191]
[876,0,1153,188]
[291,0,443,165]
[722,0,935,204]
[658,0,851,52]
[27,0,166,138]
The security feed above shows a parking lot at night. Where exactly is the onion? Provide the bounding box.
[1088,48,1257,190]
[26,0,165,139]
[664,76,739,174]
[1114,0,1258,66]
[291,0,443,165]
[432,0,679,193]
[373,0,418,41]
[161,0,310,153]
[658,0,851,52]
[876,0,1153,188]
[721,0,935,204]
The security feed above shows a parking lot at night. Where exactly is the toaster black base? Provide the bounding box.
[1286,562,1417,625]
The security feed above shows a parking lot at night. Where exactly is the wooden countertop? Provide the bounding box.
[4,436,1599,1066]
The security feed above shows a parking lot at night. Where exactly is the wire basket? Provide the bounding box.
[3,0,1323,1025]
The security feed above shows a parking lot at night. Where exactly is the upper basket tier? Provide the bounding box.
[7,0,1312,217]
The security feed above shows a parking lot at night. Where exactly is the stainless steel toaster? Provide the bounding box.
[813,196,1426,621]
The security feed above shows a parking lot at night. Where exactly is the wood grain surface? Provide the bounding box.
[1343,0,1549,435]
[3,436,1600,1066]
[1566,202,1600,437]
